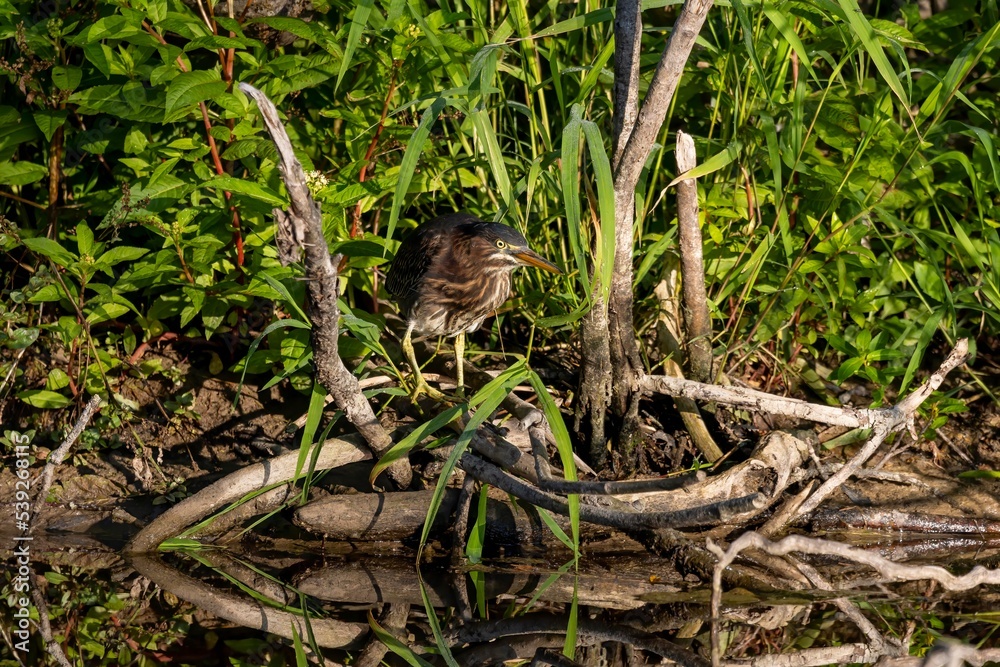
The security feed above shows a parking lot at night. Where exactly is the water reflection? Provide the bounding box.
[3,534,1000,666]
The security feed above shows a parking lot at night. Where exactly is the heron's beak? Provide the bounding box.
[514,249,562,274]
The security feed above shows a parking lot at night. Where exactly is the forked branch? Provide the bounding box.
[239,83,411,489]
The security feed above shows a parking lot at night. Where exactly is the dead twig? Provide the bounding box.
[31,394,102,525]
[709,532,1000,667]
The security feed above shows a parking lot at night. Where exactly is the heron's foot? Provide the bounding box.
[408,376,452,403]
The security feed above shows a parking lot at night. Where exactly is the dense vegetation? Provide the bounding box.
[2,0,997,434]
[3,0,1000,664]
[0,0,1000,438]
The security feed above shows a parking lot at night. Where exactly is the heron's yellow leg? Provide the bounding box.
[454,331,465,398]
[402,325,447,402]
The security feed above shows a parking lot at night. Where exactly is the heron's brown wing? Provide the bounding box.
[385,213,484,313]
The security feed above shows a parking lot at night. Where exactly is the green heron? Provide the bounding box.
[386,213,562,399]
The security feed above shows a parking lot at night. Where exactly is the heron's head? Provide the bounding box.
[466,222,562,275]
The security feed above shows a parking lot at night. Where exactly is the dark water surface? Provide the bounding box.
[3,531,1000,666]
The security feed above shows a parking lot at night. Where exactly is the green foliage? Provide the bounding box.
[1,0,994,432]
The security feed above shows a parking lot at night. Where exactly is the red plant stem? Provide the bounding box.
[349,61,401,239]
[142,21,244,268]
[129,332,181,365]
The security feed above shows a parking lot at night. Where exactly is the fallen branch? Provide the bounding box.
[640,338,968,433]
[126,435,369,552]
[459,452,765,530]
[643,338,970,531]
[709,531,1000,666]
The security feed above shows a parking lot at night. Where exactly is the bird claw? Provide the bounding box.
[408,378,452,403]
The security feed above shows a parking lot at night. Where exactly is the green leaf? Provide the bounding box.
[762,6,817,84]
[72,15,140,44]
[165,70,228,122]
[729,0,766,88]
[19,390,73,409]
[369,613,435,667]
[835,0,910,109]
[83,43,113,78]
[370,404,465,482]
[258,272,309,322]
[124,126,148,154]
[22,237,78,266]
[33,110,68,143]
[900,310,944,394]
[572,37,615,106]
[465,488,489,564]
[470,109,512,210]
[4,327,39,350]
[180,287,205,327]
[536,8,613,37]
[76,222,95,256]
[52,66,83,91]
[581,118,615,305]
[914,262,946,302]
[418,362,530,551]
[204,177,286,206]
[668,140,743,187]
[528,369,579,554]
[233,319,311,405]
[829,357,864,384]
[221,139,259,160]
[87,303,130,325]
[561,105,589,301]
[0,161,48,186]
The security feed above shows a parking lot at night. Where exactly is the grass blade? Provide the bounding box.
[370,403,465,483]
[335,0,374,92]
[470,109,513,210]
[667,139,743,187]
[581,118,616,304]
[418,361,529,551]
[387,96,448,246]
[370,612,435,667]
[729,0,766,88]
[561,105,590,300]
[835,0,910,109]
[528,369,579,555]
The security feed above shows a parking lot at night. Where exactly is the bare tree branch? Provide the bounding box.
[614,0,714,195]
[675,129,713,383]
[612,0,643,168]
[239,83,411,489]
[708,531,1000,665]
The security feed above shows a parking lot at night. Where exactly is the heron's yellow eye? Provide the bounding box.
[495,239,507,249]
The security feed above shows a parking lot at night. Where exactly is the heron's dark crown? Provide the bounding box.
[451,222,532,269]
